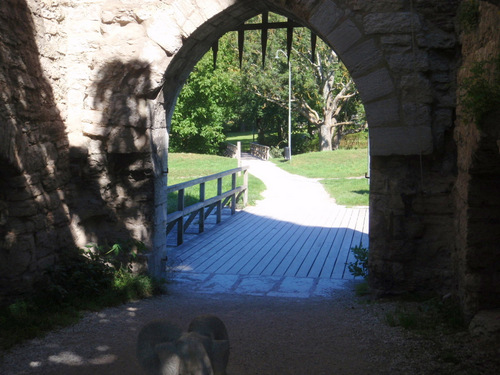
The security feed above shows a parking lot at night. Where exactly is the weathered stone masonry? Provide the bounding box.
[0,0,498,320]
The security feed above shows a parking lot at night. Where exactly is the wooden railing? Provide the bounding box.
[166,166,249,246]
[250,142,270,160]
[225,141,241,159]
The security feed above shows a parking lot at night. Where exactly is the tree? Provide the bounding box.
[171,12,366,154]
[239,20,365,151]
[170,35,240,154]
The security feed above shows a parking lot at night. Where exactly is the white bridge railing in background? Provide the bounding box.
[250,142,270,160]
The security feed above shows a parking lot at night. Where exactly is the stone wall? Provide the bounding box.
[454,0,500,318]
[0,0,72,302]
[1,0,498,320]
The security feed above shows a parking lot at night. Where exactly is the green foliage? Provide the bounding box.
[226,131,255,152]
[170,35,240,154]
[269,146,284,159]
[384,295,465,334]
[0,240,164,351]
[320,178,369,207]
[458,0,480,33]
[172,12,366,154]
[460,55,500,127]
[272,149,368,178]
[347,243,369,278]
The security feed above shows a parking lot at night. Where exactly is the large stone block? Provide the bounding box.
[363,12,421,34]
[145,10,183,56]
[340,39,384,78]
[308,0,343,36]
[327,19,362,55]
[355,68,395,103]
[364,97,400,128]
[370,126,433,155]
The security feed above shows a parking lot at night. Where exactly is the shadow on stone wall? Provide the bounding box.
[66,59,155,249]
[0,0,74,302]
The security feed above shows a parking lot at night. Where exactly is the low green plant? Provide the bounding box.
[347,243,369,278]
[458,0,480,33]
[384,295,465,334]
[269,146,283,159]
[0,240,165,351]
[460,55,500,127]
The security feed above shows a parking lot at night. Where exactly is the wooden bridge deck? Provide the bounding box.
[166,154,369,291]
[167,205,369,280]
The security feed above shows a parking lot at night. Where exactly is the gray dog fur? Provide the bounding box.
[137,315,230,375]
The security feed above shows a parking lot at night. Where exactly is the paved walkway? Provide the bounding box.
[166,153,369,298]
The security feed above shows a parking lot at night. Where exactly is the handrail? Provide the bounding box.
[166,166,249,246]
[250,142,270,160]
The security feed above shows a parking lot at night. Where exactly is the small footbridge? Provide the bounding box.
[165,154,369,298]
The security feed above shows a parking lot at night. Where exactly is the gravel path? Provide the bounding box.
[1,285,498,375]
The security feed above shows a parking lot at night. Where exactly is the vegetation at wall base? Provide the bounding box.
[460,55,500,128]
[0,241,165,351]
[383,294,465,335]
[347,243,369,278]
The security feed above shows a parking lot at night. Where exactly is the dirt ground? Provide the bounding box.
[1,285,499,375]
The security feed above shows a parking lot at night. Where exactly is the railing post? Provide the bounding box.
[231,172,237,214]
[177,188,185,245]
[243,168,248,206]
[199,182,205,233]
[237,141,242,176]
[217,177,222,223]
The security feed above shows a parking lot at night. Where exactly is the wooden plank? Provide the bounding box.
[206,214,289,274]
[166,167,248,193]
[230,217,299,275]
[302,207,345,278]
[343,208,369,279]
[330,209,360,279]
[269,221,320,276]
[318,208,352,278]
[342,209,366,279]
[258,208,319,276]
[294,207,340,278]
[173,212,266,269]
[171,209,260,260]
[185,214,274,273]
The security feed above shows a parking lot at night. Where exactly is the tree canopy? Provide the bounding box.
[170,13,366,154]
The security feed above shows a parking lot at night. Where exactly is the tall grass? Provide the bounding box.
[226,131,255,152]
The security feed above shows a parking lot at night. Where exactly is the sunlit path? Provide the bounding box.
[166,154,368,297]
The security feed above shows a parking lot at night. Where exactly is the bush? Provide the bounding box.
[347,243,368,278]
[269,146,283,159]
[0,240,165,350]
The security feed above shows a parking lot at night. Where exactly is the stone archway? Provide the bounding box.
[10,0,497,318]
[152,0,459,297]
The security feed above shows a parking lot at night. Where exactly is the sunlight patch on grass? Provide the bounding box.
[320,178,369,206]
[167,153,265,212]
[272,149,369,179]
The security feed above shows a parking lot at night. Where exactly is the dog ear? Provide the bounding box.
[136,321,182,374]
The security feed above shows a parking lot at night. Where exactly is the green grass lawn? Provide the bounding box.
[226,131,255,152]
[272,149,370,206]
[167,153,265,213]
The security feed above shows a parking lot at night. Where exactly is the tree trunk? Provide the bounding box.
[319,124,332,151]
[332,124,343,150]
